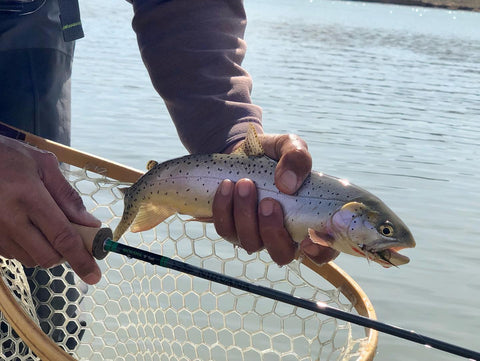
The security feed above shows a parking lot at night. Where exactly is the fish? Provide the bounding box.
[114,125,415,267]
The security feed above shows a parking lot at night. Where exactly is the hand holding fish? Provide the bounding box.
[213,132,339,266]
[114,125,415,268]
[0,136,102,284]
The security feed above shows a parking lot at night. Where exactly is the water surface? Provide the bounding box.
[73,1,480,360]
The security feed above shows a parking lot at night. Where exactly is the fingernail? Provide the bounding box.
[237,181,250,198]
[279,170,298,193]
[84,269,101,285]
[260,199,274,217]
[220,180,233,196]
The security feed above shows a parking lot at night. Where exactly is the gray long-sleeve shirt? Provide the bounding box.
[0,0,263,152]
[131,0,263,153]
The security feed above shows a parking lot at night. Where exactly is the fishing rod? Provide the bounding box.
[85,227,480,361]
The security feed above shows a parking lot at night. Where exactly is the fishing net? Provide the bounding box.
[0,163,377,361]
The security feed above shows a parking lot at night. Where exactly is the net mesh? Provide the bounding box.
[0,164,372,361]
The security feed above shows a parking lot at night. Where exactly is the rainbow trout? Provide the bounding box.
[114,126,415,267]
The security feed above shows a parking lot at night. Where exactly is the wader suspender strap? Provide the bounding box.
[58,0,84,41]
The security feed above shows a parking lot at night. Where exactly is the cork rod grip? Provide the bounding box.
[71,224,112,260]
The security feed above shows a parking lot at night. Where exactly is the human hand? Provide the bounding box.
[212,132,339,266]
[0,136,102,284]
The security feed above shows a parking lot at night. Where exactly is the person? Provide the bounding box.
[0,0,337,286]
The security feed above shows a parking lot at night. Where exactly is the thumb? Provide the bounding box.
[260,133,312,194]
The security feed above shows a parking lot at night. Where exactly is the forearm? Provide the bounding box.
[131,0,262,154]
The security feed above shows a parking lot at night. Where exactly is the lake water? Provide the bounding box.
[72,1,480,360]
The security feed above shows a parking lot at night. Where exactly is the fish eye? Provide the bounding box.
[379,223,394,237]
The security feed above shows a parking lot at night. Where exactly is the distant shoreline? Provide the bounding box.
[347,0,480,12]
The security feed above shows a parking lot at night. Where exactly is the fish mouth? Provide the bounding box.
[353,245,411,268]
[375,247,410,267]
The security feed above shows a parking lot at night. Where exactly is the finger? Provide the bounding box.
[233,179,262,253]
[258,198,296,265]
[0,209,57,267]
[0,241,35,266]
[260,134,312,194]
[300,237,339,265]
[274,136,312,194]
[36,151,101,228]
[14,221,63,269]
[212,180,237,244]
[28,185,101,285]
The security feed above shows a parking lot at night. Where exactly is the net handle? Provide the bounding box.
[0,121,144,183]
[0,122,378,361]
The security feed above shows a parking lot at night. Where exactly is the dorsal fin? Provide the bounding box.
[232,124,265,156]
[146,160,158,170]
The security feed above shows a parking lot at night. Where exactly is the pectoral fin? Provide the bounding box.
[308,229,334,247]
[131,203,176,232]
